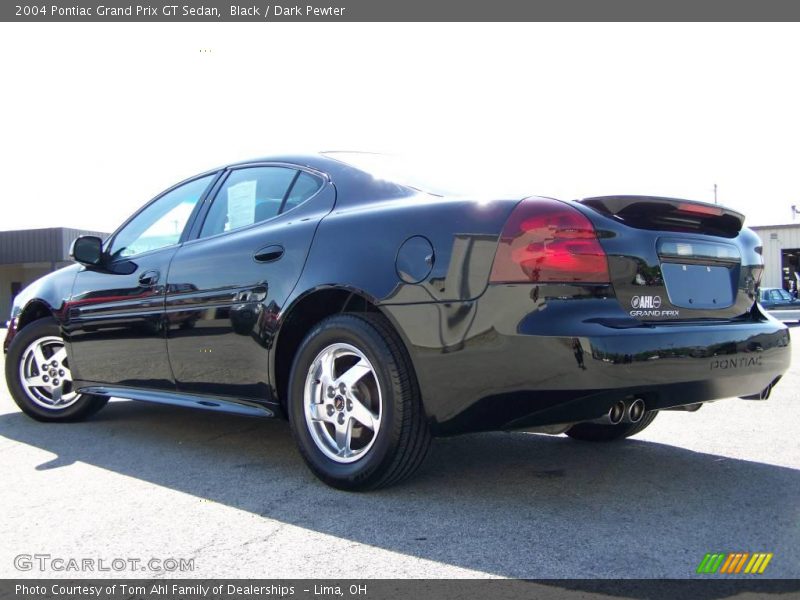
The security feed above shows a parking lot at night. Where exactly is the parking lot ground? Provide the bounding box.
[0,328,799,579]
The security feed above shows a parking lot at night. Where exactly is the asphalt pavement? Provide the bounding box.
[1,328,798,579]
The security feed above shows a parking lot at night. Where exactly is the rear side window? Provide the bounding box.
[200,167,296,238]
[283,171,323,212]
[199,167,324,238]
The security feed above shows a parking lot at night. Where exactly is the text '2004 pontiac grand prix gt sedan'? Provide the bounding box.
[3,152,791,489]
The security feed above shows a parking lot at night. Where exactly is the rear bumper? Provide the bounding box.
[384,285,791,436]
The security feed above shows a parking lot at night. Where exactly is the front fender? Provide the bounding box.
[4,265,80,351]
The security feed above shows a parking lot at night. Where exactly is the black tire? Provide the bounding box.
[565,410,658,442]
[287,312,431,491]
[5,317,109,422]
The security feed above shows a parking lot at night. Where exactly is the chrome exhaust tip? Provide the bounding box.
[626,398,645,424]
[608,400,625,425]
[588,400,626,425]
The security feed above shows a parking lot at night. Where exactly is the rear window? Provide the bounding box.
[323,152,454,196]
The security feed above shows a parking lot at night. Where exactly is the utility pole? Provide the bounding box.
[713,183,718,204]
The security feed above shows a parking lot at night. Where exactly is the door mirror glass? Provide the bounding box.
[70,236,104,266]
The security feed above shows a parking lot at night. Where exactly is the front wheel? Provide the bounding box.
[5,317,108,422]
[288,313,431,490]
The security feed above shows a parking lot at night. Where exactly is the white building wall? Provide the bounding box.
[751,225,800,289]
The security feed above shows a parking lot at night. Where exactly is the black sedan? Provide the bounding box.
[3,152,791,490]
[758,287,800,323]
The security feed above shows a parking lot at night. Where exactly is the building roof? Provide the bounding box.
[0,228,108,265]
[750,223,800,231]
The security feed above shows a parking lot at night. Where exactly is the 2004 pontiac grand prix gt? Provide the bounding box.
[3,152,791,490]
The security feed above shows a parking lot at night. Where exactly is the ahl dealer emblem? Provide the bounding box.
[631,295,662,309]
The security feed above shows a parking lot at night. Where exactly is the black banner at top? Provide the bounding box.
[4,0,800,22]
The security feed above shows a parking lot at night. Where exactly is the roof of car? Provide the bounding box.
[227,152,350,173]
[216,152,423,208]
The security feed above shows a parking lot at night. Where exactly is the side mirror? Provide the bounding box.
[70,235,104,266]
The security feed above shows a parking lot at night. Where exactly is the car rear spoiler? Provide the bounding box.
[577,195,745,238]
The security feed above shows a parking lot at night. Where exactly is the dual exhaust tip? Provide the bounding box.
[606,398,645,425]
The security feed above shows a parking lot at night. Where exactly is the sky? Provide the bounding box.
[1,22,799,234]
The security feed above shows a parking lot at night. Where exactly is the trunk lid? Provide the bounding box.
[576,195,762,322]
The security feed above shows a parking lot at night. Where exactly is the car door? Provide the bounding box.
[65,173,218,390]
[165,164,335,400]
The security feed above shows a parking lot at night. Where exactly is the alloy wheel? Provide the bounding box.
[18,336,79,409]
[303,342,382,463]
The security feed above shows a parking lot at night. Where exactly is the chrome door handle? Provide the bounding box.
[138,270,160,286]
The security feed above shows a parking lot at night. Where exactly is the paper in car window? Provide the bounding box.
[227,180,257,230]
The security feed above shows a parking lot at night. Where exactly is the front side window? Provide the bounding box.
[200,167,297,238]
[108,175,214,259]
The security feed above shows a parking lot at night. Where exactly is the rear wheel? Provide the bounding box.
[5,317,108,422]
[288,313,430,490]
[565,411,658,442]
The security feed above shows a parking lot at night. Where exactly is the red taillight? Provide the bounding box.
[677,202,723,217]
[490,198,610,284]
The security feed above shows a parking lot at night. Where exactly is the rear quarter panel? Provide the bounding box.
[293,194,519,305]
